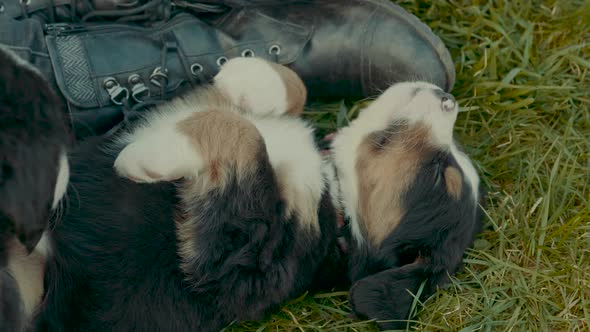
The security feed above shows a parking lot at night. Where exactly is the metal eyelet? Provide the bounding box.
[128,74,142,85]
[268,44,281,56]
[19,0,30,5]
[103,77,129,106]
[216,56,228,67]
[149,66,168,88]
[128,74,150,103]
[241,49,255,58]
[0,3,5,13]
[190,63,204,76]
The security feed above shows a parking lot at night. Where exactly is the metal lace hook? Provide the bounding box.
[103,77,130,106]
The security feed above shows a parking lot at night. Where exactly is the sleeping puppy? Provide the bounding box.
[0,46,70,331]
[34,57,340,331]
[32,55,481,330]
[327,81,484,330]
[100,76,483,331]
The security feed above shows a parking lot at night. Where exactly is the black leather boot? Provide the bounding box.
[0,0,455,138]
[202,0,456,97]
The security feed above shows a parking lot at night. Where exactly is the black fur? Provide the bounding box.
[348,148,485,330]
[0,48,68,253]
[0,47,69,332]
[35,134,339,331]
[0,269,23,331]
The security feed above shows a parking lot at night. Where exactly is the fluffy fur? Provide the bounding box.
[34,58,341,331]
[0,45,70,332]
[26,57,483,331]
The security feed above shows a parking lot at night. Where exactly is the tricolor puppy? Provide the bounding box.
[34,58,340,331]
[0,46,70,331]
[327,82,484,330]
[30,54,482,331]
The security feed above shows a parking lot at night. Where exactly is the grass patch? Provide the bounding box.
[230,0,590,330]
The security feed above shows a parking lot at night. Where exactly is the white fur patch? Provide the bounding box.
[114,109,204,183]
[33,232,52,258]
[330,81,463,246]
[245,115,324,231]
[214,57,288,116]
[450,143,480,202]
[52,151,69,209]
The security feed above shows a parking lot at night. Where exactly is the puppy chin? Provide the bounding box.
[348,264,428,331]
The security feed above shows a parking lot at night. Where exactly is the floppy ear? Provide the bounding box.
[348,264,427,331]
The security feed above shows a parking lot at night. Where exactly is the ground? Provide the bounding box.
[227,0,590,331]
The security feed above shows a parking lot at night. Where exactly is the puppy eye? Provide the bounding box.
[368,131,392,150]
[374,133,390,148]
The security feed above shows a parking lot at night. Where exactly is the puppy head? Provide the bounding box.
[0,46,70,252]
[213,57,307,116]
[330,81,476,247]
[330,82,483,328]
[0,46,70,331]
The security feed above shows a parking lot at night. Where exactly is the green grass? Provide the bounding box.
[229,0,590,330]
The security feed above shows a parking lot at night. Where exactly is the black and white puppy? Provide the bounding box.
[0,46,70,332]
[326,82,484,330]
[35,57,340,331]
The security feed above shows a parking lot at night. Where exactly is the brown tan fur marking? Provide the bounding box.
[356,123,433,246]
[268,62,307,116]
[444,166,463,200]
[175,110,266,267]
[177,109,264,189]
[175,207,196,276]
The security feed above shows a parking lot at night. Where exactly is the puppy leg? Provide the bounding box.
[214,57,307,116]
[165,111,327,322]
[114,115,205,183]
[114,110,262,185]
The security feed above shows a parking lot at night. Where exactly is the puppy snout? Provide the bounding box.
[440,92,456,112]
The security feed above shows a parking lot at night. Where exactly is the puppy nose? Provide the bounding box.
[440,92,456,112]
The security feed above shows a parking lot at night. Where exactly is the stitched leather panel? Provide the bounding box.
[55,35,95,106]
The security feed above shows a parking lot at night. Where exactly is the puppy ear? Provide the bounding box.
[348,264,427,331]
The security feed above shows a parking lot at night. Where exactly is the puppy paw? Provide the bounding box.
[214,57,307,116]
[114,128,203,183]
